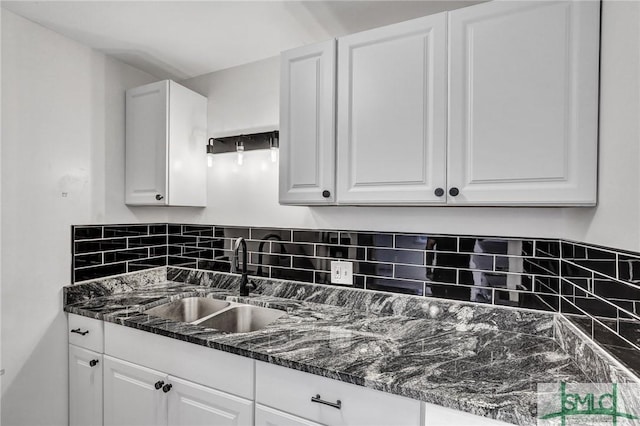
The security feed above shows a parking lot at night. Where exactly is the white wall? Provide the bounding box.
[177,0,640,251]
[0,10,163,425]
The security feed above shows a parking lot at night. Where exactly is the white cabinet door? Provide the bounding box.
[167,376,253,426]
[103,355,168,426]
[447,0,600,205]
[256,361,421,426]
[256,404,325,426]
[167,81,208,207]
[424,402,512,425]
[125,80,169,206]
[280,40,336,205]
[125,80,207,207]
[336,13,447,205]
[69,345,103,426]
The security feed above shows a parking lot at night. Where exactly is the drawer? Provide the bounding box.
[104,322,254,399]
[68,313,104,352]
[255,361,421,426]
[256,404,324,426]
[424,402,511,426]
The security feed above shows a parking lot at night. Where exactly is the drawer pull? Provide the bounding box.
[311,394,342,410]
[89,359,99,367]
[70,328,89,336]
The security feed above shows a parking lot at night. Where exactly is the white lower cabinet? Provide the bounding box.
[256,404,324,426]
[69,344,103,426]
[424,402,511,426]
[69,315,511,426]
[103,356,167,426]
[255,361,421,426]
[103,356,253,426]
[102,323,254,426]
[168,376,253,426]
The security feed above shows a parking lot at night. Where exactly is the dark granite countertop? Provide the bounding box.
[63,267,626,425]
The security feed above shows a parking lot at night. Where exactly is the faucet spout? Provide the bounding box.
[232,237,254,296]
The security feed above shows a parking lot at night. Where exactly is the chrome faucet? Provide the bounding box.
[231,237,255,296]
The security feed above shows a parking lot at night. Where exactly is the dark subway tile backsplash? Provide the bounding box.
[128,256,167,271]
[395,234,431,250]
[71,224,640,373]
[74,226,103,241]
[128,235,167,248]
[74,262,126,282]
[315,244,364,260]
[104,248,149,263]
[278,242,314,257]
[213,226,249,239]
[167,256,197,268]
[368,248,424,265]
[72,224,167,282]
[74,253,102,268]
[103,225,150,238]
[368,277,423,296]
[271,267,314,282]
[180,225,215,237]
[250,228,292,241]
[340,232,393,247]
[293,230,338,244]
[75,238,127,254]
[149,224,168,235]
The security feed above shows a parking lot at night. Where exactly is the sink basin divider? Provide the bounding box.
[190,301,243,325]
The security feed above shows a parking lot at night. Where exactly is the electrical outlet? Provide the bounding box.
[330,260,353,285]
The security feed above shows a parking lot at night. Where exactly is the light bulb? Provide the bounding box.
[206,138,215,168]
[269,132,279,163]
[236,142,245,166]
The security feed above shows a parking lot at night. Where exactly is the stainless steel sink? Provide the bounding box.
[144,297,230,323]
[197,305,286,333]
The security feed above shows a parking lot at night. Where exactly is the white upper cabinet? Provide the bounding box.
[279,40,336,205]
[279,0,600,207]
[125,80,207,207]
[447,0,600,205]
[336,13,448,205]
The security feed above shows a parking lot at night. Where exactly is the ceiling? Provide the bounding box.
[1,0,484,80]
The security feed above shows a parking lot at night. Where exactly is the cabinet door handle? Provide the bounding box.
[434,188,444,197]
[311,394,342,410]
[162,384,173,393]
[322,190,331,198]
[89,359,99,367]
[449,187,460,197]
[155,194,164,201]
[70,328,89,336]
[154,381,165,390]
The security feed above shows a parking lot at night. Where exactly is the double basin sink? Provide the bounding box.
[144,297,286,333]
